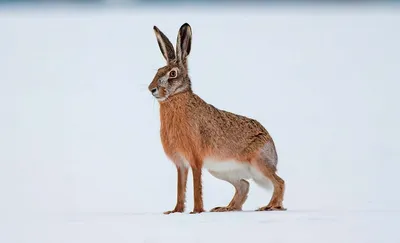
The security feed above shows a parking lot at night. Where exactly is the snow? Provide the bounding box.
[1,3,400,243]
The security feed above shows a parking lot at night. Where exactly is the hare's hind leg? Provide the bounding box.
[254,170,286,211]
[251,141,286,211]
[208,170,250,212]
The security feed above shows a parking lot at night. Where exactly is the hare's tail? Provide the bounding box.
[251,168,274,191]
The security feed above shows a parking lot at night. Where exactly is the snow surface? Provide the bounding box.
[1,4,400,243]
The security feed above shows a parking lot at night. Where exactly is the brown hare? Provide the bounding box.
[148,23,286,214]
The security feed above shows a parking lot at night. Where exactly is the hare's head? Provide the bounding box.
[148,23,192,102]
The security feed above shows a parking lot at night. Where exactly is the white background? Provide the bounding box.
[0,4,399,243]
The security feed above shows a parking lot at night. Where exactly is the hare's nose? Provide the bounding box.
[151,88,157,94]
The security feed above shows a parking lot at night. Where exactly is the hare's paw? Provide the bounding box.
[164,210,184,214]
[256,205,287,211]
[210,206,241,212]
[189,208,205,214]
[164,207,185,214]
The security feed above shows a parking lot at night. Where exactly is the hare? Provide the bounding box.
[148,23,286,214]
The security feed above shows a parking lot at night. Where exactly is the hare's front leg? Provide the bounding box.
[190,166,205,214]
[164,166,188,214]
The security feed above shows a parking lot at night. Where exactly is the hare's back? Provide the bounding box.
[191,100,271,158]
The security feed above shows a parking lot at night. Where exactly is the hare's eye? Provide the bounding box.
[169,70,177,78]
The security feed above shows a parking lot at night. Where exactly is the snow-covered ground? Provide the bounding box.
[1,4,400,243]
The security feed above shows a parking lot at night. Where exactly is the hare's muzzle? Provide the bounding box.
[150,87,161,99]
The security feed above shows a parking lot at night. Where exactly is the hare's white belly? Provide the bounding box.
[202,157,272,190]
[203,158,253,180]
[177,154,270,187]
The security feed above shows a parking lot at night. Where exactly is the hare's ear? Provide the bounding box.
[153,26,176,63]
[176,23,192,64]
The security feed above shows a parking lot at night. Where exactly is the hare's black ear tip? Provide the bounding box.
[153,26,159,31]
[180,23,191,30]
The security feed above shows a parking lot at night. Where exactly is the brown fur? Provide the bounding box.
[159,91,272,164]
[149,23,286,214]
